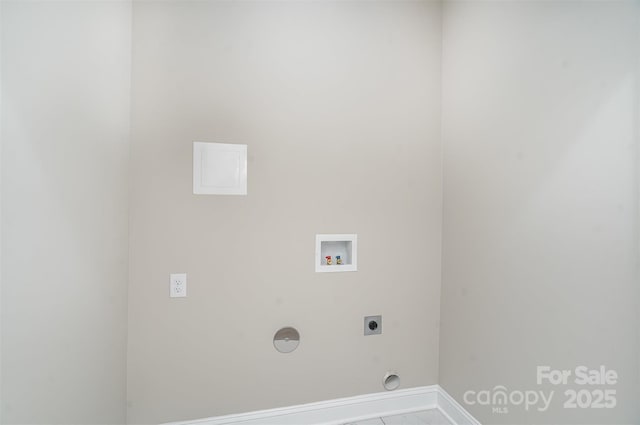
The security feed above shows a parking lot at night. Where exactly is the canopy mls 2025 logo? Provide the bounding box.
[463,365,618,415]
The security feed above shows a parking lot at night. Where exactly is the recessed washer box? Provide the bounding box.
[193,142,247,195]
[315,234,357,273]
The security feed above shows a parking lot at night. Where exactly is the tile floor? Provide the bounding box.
[343,409,453,425]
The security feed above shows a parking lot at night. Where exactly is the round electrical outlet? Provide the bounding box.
[364,315,382,335]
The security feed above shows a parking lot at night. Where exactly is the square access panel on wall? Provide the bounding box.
[193,142,247,195]
[315,234,357,272]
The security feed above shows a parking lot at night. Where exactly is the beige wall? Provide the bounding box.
[440,1,640,424]
[1,1,131,423]
[3,2,639,424]
[127,1,443,423]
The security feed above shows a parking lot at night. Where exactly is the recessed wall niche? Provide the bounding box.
[315,234,357,273]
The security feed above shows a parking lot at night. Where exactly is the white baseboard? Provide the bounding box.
[436,386,482,425]
[165,386,480,425]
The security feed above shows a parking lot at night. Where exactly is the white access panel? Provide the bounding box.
[193,142,247,195]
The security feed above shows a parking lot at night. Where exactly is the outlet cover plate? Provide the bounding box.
[170,273,187,298]
[364,315,382,335]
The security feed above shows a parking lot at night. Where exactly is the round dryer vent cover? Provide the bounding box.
[273,327,300,354]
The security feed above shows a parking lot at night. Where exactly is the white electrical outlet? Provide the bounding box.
[170,273,187,298]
